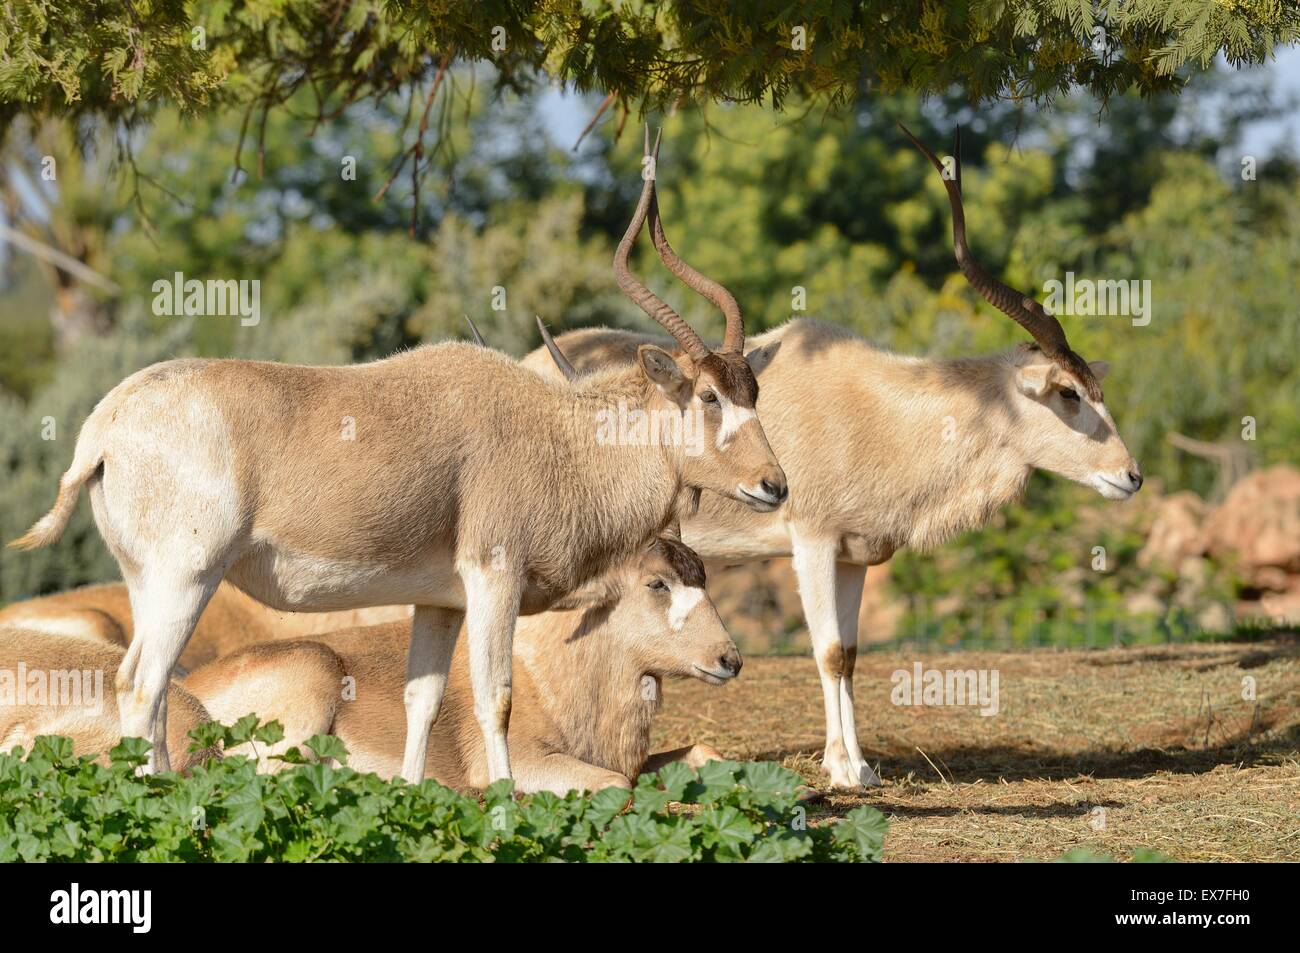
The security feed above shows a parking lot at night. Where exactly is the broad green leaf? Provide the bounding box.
[303,734,350,765]
[834,806,889,862]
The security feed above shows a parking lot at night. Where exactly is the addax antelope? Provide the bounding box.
[0,627,218,772]
[0,582,411,671]
[184,533,736,793]
[523,126,1143,789]
[10,129,786,781]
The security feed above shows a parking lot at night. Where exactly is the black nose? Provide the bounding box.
[760,479,788,503]
[720,648,743,677]
[1128,470,1144,490]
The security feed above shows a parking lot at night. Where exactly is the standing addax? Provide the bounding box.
[11,128,786,781]
[525,125,1141,789]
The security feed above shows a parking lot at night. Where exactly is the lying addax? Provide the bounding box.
[0,627,216,771]
[184,533,736,793]
[524,126,1142,789]
[11,130,786,780]
[0,581,410,671]
[0,535,734,793]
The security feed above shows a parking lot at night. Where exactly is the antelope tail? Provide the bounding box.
[9,421,106,551]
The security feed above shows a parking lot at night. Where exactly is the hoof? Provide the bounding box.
[857,763,883,787]
[823,757,883,791]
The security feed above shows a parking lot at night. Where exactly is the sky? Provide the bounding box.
[540,46,1300,160]
[1239,44,1300,157]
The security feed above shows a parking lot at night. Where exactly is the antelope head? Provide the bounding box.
[542,128,788,512]
[901,125,1143,501]
[554,532,741,685]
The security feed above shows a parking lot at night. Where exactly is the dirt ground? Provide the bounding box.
[652,638,1300,862]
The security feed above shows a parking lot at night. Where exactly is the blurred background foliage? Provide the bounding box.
[1,60,1297,648]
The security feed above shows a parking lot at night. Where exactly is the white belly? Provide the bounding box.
[226,544,463,611]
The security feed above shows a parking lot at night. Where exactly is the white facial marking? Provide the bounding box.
[1088,399,1119,436]
[667,584,705,631]
[713,394,756,451]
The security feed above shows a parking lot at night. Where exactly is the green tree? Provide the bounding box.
[5,1,1294,126]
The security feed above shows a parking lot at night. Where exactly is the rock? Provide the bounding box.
[1124,591,1165,617]
[1196,602,1233,634]
[705,559,803,654]
[1258,581,1300,627]
[705,556,905,653]
[860,561,904,642]
[1203,465,1300,577]
[1252,566,1291,592]
[1173,556,1210,607]
[1138,491,1208,569]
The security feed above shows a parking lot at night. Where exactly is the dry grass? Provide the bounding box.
[652,637,1300,862]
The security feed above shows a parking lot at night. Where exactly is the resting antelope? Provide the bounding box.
[0,582,411,671]
[0,535,731,791]
[9,130,787,780]
[523,126,1143,789]
[0,628,216,771]
[184,533,734,793]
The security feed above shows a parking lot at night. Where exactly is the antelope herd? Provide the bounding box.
[2,126,1140,795]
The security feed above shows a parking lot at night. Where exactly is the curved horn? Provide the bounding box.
[647,190,745,353]
[535,315,577,381]
[463,314,487,347]
[613,126,711,363]
[897,122,1101,400]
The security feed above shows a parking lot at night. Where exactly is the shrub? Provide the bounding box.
[0,725,887,863]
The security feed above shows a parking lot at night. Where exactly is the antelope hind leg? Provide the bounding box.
[119,569,221,774]
[401,605,464,783]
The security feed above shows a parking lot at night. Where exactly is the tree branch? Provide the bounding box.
[0,223,120,294]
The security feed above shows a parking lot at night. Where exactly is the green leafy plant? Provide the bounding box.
[0,725,887,863]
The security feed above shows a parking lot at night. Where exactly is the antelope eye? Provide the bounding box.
[699,390,719,404]
[1060,388,1080,402]
[648,579,669,592]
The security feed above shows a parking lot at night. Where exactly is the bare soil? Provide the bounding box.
[652,638,1300,861]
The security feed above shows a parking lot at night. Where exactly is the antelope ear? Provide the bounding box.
[637,345,691,406]
[744,340,780,377]
[1014,362,1056,398]
[1088,360,1111,382]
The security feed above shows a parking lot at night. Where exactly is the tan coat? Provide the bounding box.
[183,536,734,793]
[11,338,783,780]
[0,539,732,795]
[522,318,1140,788]
[0,628,216,772]
[0,582,410,671]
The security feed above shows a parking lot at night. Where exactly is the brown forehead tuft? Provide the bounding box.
[647,536,707,588]
[1018,342,1104,403]
[1058,350,1104,403]
[698,352,758,407]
